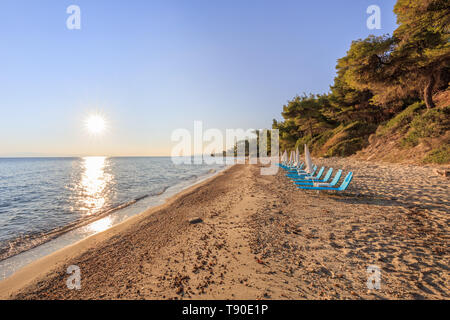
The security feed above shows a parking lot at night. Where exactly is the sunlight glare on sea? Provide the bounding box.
[78,156,112,216]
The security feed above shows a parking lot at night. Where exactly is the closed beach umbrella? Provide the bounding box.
[304,144,313,174]
[295,147,300,165]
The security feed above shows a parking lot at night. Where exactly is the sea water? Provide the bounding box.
[0,156,226,279]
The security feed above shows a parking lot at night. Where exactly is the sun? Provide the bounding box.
[85,115,106,135]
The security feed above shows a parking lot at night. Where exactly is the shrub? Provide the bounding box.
[326,137,368,157]
[401,106,450,147]
[376,102,425,136]
[313,129,334,150]
[423,145,450,164]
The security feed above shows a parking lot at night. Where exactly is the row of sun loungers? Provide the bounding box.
[278,162,353,191]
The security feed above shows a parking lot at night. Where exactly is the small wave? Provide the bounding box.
[181,174,198,181]
[0,197,144,262]
[154,186,169,196]
[134,194,149,201]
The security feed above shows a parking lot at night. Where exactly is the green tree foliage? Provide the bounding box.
[341,1,449,109]
[273,118,303,151]
[335,35,403,109]
[393,0,450,108]
[281,94,334,138]
[330,59,386,123]
[274,0,449,158]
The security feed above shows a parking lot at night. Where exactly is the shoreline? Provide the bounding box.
[0,165,229,281]
[1,161,448,299]
[0,157,228,265]
[0,165,233,298]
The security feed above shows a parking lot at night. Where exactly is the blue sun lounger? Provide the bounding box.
[290,166,324,181]
[292,167,333,182]
[280,163,297,170]
[287,165,317,178]
[295,169,341,186]
[280,163,292,169]
[297,172,353,191]
[285,163,304,172]
[287,164,316,175]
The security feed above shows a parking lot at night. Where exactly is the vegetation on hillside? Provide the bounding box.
[273,0,449,164]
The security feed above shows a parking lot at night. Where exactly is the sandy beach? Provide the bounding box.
[0,160,448,300]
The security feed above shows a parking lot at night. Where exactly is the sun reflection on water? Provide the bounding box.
[79,156,112,215]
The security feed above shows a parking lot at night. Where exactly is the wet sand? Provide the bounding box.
[0,160,448,299]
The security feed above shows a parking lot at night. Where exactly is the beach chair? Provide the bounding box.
[286,165,317,177]
[279,162,290,169]
[290,166,324,182]
[287,163,315,175]
[285,162,304,171]
[297,172,352,191]
[295,169,341,186]
[292,168,333,182]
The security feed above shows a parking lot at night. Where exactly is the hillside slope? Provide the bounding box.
[353,91,450,165]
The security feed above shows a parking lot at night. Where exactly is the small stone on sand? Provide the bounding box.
[189,217,203,224]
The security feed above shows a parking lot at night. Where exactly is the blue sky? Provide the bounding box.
[0,0,397,156]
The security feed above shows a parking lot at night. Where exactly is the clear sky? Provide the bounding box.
[0,0,397,157]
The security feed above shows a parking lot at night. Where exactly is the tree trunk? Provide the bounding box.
[424,74,436,109]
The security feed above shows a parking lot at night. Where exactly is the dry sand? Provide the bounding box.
[0,160,448,300]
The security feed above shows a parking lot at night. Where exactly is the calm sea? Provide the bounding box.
[0,157,225,262]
